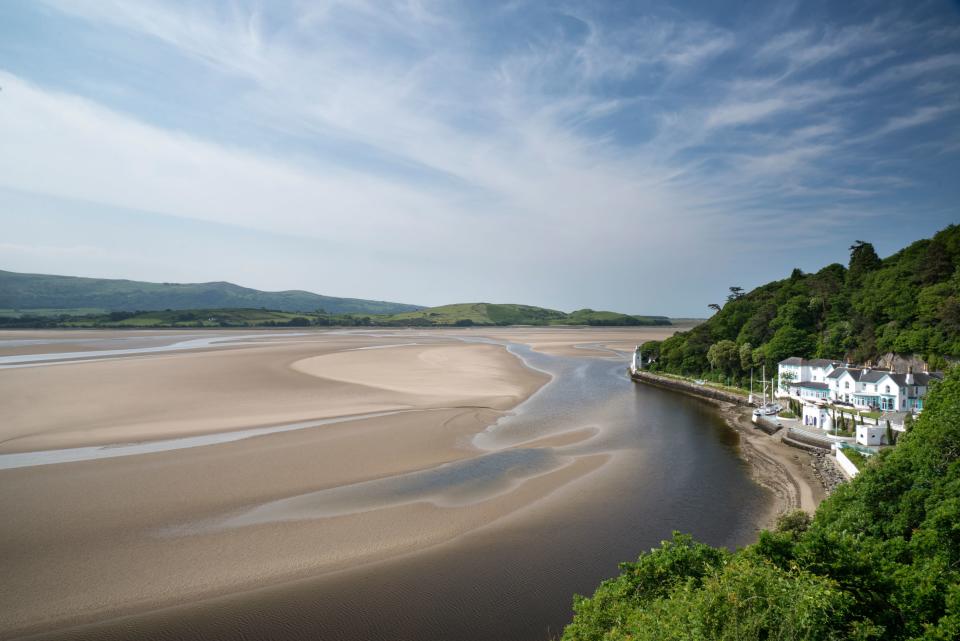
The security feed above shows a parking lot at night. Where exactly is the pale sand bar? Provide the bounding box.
[0,325,821,641]
[0,327,676,637]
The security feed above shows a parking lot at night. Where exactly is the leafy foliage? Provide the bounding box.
[564,365,960,640]
[646,225,960,383]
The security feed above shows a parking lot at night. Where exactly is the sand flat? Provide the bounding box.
[0,335,543,453]
[0,329,569,636]
[451,325,690,357]
[291,342,532,405]
[2,326,737,639]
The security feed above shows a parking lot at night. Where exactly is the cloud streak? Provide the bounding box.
[1,0,958,313]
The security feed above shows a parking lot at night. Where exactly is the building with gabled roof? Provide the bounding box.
[780,357,943,412]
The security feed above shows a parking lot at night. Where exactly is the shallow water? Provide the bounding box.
[0,332,311,367]
[28,342,770,641]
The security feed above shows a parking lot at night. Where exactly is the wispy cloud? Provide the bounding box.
[868,104,959,140]
[1,0,958,311]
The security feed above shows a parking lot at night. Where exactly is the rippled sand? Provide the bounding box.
[0,327,677,638]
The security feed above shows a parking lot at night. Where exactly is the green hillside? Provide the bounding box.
[111,308,314,327]
[383,303,671,327]
[642,224,960,382]
[0,269,422,315]
[564,365,960,640]
[563,309,670,326]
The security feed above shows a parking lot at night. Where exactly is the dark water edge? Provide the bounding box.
[21,371,770,641]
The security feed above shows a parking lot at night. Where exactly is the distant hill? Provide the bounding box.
[0,269,422,315]
[643,224,960,381]
[384,303,671,326]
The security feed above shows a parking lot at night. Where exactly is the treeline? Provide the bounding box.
[642,225,960,385]
[563,365,960,640]
[0,307,672,329]
[0,310,384,329]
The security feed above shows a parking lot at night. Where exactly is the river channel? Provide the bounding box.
[26,335,770,641]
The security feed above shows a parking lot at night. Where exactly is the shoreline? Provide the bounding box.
[628,371,827,529]
[1,328,790,640]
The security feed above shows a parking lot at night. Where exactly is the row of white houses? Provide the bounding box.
[777,357,943,412]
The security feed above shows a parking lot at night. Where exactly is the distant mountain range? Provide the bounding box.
[0,269,423,315]
[0,269,672,327]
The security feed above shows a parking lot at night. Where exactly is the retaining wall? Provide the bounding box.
[630,370,751,406]
[835,448,861,478]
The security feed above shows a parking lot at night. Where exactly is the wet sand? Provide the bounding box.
[0,326,681,638]
[0,325,813,640]
[717,403,826,527]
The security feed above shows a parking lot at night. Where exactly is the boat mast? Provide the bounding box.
[762,365,766,407]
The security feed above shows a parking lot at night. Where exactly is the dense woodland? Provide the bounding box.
[642,225,960,384]
[563,365,960,640]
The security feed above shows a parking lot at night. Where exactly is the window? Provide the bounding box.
[884,385,890,393]
[844,381,849,389]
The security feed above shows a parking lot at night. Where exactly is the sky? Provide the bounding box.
[1,1,959,316]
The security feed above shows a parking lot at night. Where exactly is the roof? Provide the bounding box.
[881,411,910,424]
[779,357,804,365]
[778,357,838,367]
[827,367,862,380]
[852,371,945,388]
[798,381,829,390]
[860,369,893,384]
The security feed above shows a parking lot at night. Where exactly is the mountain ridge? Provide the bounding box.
[0,269,423,315]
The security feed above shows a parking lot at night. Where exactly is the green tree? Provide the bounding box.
[739,342,754,371]
[707,340,739,374]
[847,240,881,285]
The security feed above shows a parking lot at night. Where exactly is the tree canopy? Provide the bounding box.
[564,365,960,640]
[644,225,960,382]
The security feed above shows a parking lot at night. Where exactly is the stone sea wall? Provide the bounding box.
[629,370,751,406]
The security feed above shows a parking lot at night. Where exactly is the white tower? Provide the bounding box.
[631,345,642,374]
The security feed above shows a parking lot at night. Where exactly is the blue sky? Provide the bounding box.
[1,0,958,316]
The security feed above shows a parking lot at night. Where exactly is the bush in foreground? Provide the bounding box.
[564,367,960,640]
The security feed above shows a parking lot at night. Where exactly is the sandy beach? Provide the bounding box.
[0,326,820,640]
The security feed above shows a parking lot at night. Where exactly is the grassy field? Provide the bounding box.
[109,309,311,327]
[0,308,108,317]
[384,303,671,326]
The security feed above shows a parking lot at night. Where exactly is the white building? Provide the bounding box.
[801,403,833,430]
[779,357,943,412]
[778,358,839,400]
[631,345,643,374]
[856,424,887,447]
[778,357,838,388]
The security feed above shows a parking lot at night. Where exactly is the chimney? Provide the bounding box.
[906,366,915,386]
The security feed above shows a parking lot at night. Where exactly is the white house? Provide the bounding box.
[826,367,862,404]
[854,369,942,411]
[779,358,947,412]
[778,357,838,391]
